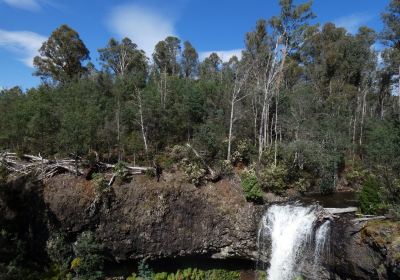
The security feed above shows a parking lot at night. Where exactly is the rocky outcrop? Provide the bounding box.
[330,217,400,279]
[1,173,399,279]
[42,173,262,262]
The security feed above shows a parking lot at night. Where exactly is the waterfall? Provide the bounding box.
[257,204,331,280]
[315,220,331,259]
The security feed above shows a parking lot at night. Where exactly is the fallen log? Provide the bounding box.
[325,207,358,214]
[1,152,153,180]
[351,216,387,223]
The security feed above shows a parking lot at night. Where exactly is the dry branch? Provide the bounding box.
[0,152,154,180]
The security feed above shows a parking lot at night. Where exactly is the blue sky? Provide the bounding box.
[0,0,390,89]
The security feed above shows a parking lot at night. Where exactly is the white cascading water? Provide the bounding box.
[315,220,331,260]
[313,220,331,277]
[258,204,331,280]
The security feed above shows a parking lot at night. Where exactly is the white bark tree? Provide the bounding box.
[227,64,252,161]
[132,85,149,155]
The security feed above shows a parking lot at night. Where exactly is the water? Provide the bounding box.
[257,204,331,280]
[313,220,331,278]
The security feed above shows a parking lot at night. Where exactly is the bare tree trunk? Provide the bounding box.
[398,66,400,119]
[227,98,235,161]
[227,67,251,161]
[117,97,121,161]
[134,86,149,155]
[359,88,367,146]
[352,92,361,162]
[274,93,279,166]
[273,43,287,167]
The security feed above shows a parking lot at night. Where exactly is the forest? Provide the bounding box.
[1,0,400,214]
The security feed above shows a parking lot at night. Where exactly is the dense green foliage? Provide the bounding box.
[1,1,399,213]
[72,231,104,280]
[241,173,263,203]
[359,177,385,215]
[127,267,241,280]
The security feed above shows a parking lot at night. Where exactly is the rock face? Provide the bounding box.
[43,173,262,262]
[330,217,400,279]
[1,173,399,279]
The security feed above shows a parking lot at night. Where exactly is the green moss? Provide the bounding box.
[362,220,400,262]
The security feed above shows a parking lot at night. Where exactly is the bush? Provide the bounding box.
[359,177,384,215]
[126,273,138,280]
[241,173,263,203]
[91,173,109,195]
[72,231,104,280]
[46,232,73,276]
[137,259,153,280]
[114,161,129,183]
[182,160,206,186]
[205,269,240,280]
[150,268,238,280]
[231,139,253,165]
[215,160,233,178]
[259,164,288,194]
[170,145,190,162]
[293,177,310,194]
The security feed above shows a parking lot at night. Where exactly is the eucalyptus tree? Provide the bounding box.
[381,0,400,112]
[225,56,252,161]
[199,52,222,80]
[98,37,148,160]
[152,36,181,108]
[267,0,315,165]
[98,37,147,79]
[181,41,199,78]
[33,24,90,84]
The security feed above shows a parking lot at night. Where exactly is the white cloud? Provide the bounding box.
[1,0,40,10]
[0,29,46,67]
[333,13,373,34]
[107,4,177,57]
[199,49,243,62]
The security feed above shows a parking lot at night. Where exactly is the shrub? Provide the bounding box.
[215,160,233,178]
[137,259,153,280]
[72,231,104,280]
[91,173,109,195]
[241,174,263,203]
[231,139,252,165]
[151,268,238,280]
[182,161,206,186]
[126,273,138,280]
[205,269,240,280]
[170,145,190,162]
[114,161,129,183]
[46,232,73,274]
[359,177,386,215]
[259,164,288,194]
[293,177,310,194]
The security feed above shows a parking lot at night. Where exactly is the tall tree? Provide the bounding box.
[98,37,148,161]
[33,24,90,83]
[199,53,222,80]
[98,37,147,79]
[181,41,199,78]
[153,36,181,76]
[225,56,251,161]
[269,0,315,55]
[153,36,181,108]
[381,0,400,112]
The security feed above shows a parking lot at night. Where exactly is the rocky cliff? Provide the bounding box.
[1,173,399,279]
[42,172,262,262]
